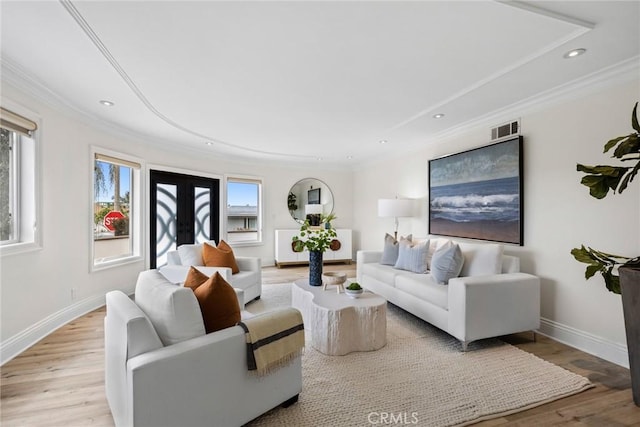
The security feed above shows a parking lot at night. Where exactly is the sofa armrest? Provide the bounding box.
[356,251,382,283]
[234,288,245,308]
[235,256,261,272]
[356,250,382,265]
[447,273,540,344]
[125,316,301,427]
[158,265,233,284]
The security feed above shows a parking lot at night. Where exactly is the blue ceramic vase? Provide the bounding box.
[309,250,323,286]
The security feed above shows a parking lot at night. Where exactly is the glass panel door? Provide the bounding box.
[150,170,219,268]
[194,186,211,243]
[155,183,177,267]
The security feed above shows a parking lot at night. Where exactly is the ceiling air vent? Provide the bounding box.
[491,119,520,141]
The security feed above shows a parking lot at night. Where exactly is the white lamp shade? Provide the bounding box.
[305,204,323,215]
[378,199,413,218]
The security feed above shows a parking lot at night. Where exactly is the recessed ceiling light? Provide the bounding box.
[347,155,353,160]
[379,140,388,144]
[433,113,445,119]
[563,48,586,59]
[99,100,115,107]
[205,141,213,146]
[317,157,323,161]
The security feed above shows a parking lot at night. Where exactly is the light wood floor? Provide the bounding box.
[2,264,639,426]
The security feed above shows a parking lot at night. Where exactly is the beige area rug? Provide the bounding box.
[245,284,593,427]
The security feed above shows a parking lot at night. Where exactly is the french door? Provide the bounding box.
[150,170,220,268]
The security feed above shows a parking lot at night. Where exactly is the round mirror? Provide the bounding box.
[287,178,334,224]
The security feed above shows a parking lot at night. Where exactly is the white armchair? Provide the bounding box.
[105,270,301,427]
[159,242,262,302]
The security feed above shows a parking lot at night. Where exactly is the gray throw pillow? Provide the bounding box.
[394,238,429,273]
[380,233,412,266]
[430,241,464,284]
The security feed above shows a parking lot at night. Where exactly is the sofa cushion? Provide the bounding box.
[177,243,205,266]
[362,262,402,287]
[134,270,206,346]
[458,243,504,277]
[395,274,449,310]
[430,241,464,284]
[394,238,429,273]
[186,271,241,333]
[203,240,240,274]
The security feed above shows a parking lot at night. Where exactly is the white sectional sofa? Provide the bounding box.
[357,238,540,350]
[158,242,262,302]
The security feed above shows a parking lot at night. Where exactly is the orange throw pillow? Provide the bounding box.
[187,271,240,333]
[183,266,209,288]
[203,240,240,274]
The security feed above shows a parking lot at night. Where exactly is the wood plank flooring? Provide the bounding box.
[2,264,639,426]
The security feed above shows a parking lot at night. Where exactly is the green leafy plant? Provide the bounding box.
[292,218,337,252]
[287,192,298,211]
[572,102,640,294]
[346,282,362,291]
[112,217,129,236]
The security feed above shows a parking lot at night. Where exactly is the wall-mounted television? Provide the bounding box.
[308,187,321,204]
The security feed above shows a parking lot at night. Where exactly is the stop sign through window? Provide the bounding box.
[103,211,125,232]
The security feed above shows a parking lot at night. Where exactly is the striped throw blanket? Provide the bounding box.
[239,307,305,375]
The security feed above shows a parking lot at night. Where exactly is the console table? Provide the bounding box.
[275,229,352,267]
[291,279,386,356]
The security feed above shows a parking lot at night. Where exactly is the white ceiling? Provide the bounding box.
[1,1,639,166]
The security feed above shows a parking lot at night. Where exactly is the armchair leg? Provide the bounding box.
[281,394,299,408]
[254,295,261,301]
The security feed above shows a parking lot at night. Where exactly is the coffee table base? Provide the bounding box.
[292,279,386,356]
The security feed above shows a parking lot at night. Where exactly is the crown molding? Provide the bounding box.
[3,55,639,171]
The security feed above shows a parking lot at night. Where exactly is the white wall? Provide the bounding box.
[353,76,640,367]
[0,82,353,363]
[2,71,638,369]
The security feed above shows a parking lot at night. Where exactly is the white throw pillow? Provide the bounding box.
[394,238,429,273]
[426,238,448,270]
[134,270,206,346]
[430,240,464,284]
[177,243,206,266]
[458,243,504,277]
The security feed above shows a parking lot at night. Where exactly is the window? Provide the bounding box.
[92,150,142,269]
[0,107,38,254]
[225,176,262,244]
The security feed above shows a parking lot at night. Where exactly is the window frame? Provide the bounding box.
[0,102,42,257]
[224,175,263,246]
[90,147,144,272]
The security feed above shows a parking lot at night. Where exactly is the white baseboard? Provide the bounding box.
[538,317,630,369]
[0,294,106,366]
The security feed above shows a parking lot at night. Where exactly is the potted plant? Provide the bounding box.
[323,212,337,229]
[345,282,363,298]
[292,218,337,286]
[287,192,298,212]
[572,101,640,405]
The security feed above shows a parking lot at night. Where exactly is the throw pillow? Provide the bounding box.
[177,243,205,266]
[393,237,429,273]
[430,240,464,284]
[203,240,240,274]
[183,266,209,288]
[380,233,403,265]
[185,271,241,334]
[458,243,504,277]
